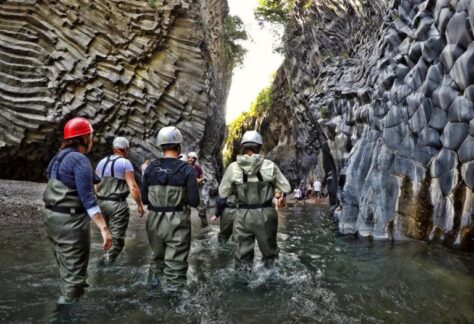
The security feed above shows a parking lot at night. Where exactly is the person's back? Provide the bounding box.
[43,117,112,304]
[313,180,322,199]
[219,131,290,271]
[95,137,144,265]
[141,126,199,288]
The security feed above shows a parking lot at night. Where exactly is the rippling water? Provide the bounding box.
[0,205,473,323]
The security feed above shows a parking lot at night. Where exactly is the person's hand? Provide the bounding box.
[101,228,112,251]
[210,215,218,222]
[138,204,145,218]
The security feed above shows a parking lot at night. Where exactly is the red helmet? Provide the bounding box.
[63,117,93,139]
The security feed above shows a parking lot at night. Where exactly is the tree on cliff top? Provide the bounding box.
[225,15,248,69]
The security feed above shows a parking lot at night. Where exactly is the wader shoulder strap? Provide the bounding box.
[101,156,123,178]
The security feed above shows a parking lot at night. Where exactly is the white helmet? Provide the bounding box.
[113,136,130,149]
[156,126,183,146]
[188,152,198,159]
[241,130,263,145]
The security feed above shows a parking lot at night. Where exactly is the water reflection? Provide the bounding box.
[0,205,473,323]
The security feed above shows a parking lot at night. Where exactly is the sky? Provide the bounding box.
[225,0,284,124]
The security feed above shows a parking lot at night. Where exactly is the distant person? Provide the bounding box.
[43,117,112,304]
[313,179,322,200]
[95,137,145,265]
[274,189,287,209]
[293,187,302,204]
[141,126,200,288]
[307,182,313,198]
[219,130,291,270]
[141,153,155,176]
[187,152,208,226]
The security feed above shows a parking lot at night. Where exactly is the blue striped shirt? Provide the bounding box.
[47,148,100,217]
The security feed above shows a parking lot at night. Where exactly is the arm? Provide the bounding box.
[72,157,112,250]
[218,164,234,198]
[186,168,200,207]
[211,196,227,222]
[274,165,291,193]
[141,168,150,205]
[91,213,112,251]
[124,171,145,217]
[197,166,205,184]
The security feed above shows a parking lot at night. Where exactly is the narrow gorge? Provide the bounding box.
[229,0,474,251]
[0,0,473,251]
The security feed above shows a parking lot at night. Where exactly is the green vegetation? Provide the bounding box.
[255,0,314,53]
[224,15,248,69]
[255,0,295,26]
[223,85,274,166]
[255,0,314,25]
[319,106,329,119]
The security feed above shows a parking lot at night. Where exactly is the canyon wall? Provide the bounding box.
[238,0,473,250]
[0,0,231,182]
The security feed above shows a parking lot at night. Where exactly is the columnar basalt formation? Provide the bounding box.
[238,0,474,250]
[0,0,231,182]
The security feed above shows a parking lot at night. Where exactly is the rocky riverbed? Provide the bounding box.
[0,180,45,228]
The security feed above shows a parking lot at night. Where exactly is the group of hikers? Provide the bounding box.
[43,117,291,305]
[293,179,324,203]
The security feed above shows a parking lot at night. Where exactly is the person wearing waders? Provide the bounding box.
[219,130,291,271]
[187,152,208,227]
[43,117,112,304]
[141,126,200,287]
[211,194,237,243]
[95,137,145,265]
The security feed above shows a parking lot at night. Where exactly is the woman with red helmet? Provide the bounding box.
[43,117,112,304]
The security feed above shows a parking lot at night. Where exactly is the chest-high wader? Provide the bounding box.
[219,195,237,243]
[145,161,191,286]
[96,156,131,263]
[233,170,279,270]
[43,150,90,302]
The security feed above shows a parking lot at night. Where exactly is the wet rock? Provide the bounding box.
[458,135,474,162]
[446,11,473,49]
[421,63,443,96]
[418,126,441,147]
[430,148,457,177]
[422,35,445,62]
[431,83,458,111]
[440,44,464,72]
[461,161,474,188]
[440,122,468,150]
[415,16,434,41]
[448,96,474,122]
[436,7,455,34]
[428,106,448,130]
[456,0,471,12]
[470,119,474,136]
[409,104,428,133]
[451,42,474,90]
[408,41,423,61]
[470,0,474,32]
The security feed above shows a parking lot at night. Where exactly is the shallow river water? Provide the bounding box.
[0,205,473,323]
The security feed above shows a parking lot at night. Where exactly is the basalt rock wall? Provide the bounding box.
[246,0,474,250]
[0,0,231,182]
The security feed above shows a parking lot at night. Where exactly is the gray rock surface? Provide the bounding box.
[232,0,474,251]
[0,0,231,183]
